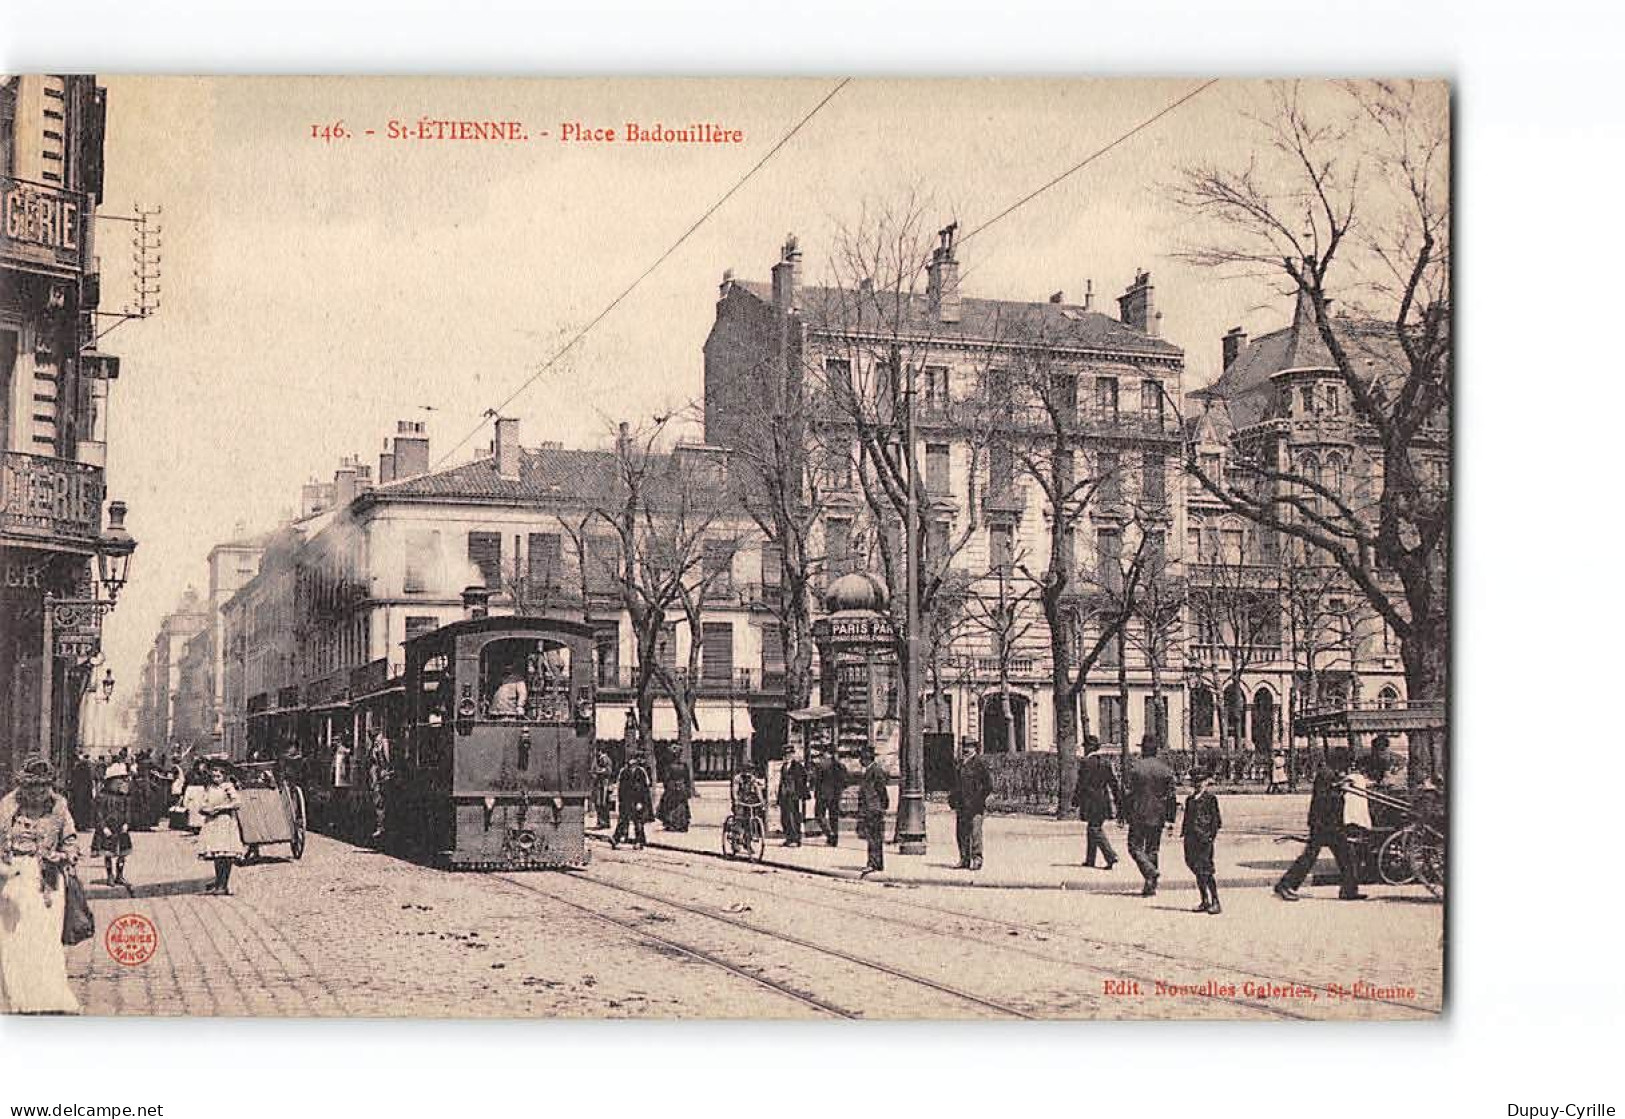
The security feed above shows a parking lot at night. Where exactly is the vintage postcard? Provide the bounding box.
[0,76,1448,1019]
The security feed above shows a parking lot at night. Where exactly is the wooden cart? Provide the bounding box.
[235,761,308,861]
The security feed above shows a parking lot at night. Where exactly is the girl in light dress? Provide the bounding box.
[195,759,245,896]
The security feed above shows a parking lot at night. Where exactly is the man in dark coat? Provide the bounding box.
[612,754,654,850]
[949,742,992,870]
[1070,736,1121,869]
[1275,748,1364,901]
[777,755,808,846]
[69,751,95,827]
[856,748,889,877]
[1124,739,1178,897]
[1182,768,1223,914]
[812,751,847,847]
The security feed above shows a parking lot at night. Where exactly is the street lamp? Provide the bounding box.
[97,500,136,604]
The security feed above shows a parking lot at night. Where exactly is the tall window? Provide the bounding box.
[404,530,439,595]
[925,443,951,496]
[0,330,15,454]
[1096,527,1122,589]
[989,523,1014,573]
[701,622,734,686]
[1301,385,1317,417]
[1050,372,1078,423]
[404,615,438,643]
[761,623,786,676]
[987,368,1011,410]
[1325,384,1343,416]
[927,518,952,569]
[760,544,783,589]
[1141,451,1165,505]
[467,532,502,590]
[593,623,620,687]
[1141,380,1164,426]
[1094,376,1119,422]
[825,442,853,490]
[923,365,949,409]
[702,539,734,594]
[586,535,620,593]
[1098,695,1125,746]
[1145,529,1167,578]
[527,532,562,590]
[825,358,853,403]
[989,440,1013,495]
[1098,451,1122,505]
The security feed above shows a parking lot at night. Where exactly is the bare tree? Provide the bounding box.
[1127,558,1186,752]
[651,511,745,766]
[1185,533,1281,758]
[1175,80,1450,783]
[960,547,1042,753]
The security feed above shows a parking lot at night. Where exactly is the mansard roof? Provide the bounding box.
[730,280,1183,360]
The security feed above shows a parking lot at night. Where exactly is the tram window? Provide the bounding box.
[480,637,573,722]
[419,653,450,725]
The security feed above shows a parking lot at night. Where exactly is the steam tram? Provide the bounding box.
[260,607,597,870]
[391,613,596,868]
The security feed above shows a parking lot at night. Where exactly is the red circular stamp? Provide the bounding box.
[104,912,158,967]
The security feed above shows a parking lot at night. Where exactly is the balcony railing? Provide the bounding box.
[593,666,787,695]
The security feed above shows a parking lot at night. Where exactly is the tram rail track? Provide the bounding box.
[496,869,1037,1019]
[597,845,1438,1020]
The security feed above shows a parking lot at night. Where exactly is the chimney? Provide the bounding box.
[299,480,332,518]
[1082,279,1095,313]
[333,460,359,509]
[718,267,736,300]
[1117,270,1158,337]
[771,234,801,312]
[1222,326,1248,371]
[1049,291,1064,304]
[926,223,962,324]
[378,437,397,485]
[494,416,521,482]
[393,420,429,479]
[462,585,493,620]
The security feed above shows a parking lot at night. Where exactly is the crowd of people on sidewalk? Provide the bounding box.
[0,748,256,1015]
[589,730,1420,918]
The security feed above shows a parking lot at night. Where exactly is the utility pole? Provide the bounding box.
[897,344,927,854]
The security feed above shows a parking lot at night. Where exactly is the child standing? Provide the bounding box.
[1182,768,1223,915]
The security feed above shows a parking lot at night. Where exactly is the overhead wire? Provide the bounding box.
[433,77,852,468]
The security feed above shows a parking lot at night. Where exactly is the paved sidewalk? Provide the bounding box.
[601,783,1424,897]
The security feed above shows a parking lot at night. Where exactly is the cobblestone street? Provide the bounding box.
[67,805,1443,1019]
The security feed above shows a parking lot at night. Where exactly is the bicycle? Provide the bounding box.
[721,800,767,862]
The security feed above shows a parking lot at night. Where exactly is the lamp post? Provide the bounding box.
[897,345,927,855]
[41,500,137,773]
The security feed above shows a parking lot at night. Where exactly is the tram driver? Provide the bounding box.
[488,665,530,719]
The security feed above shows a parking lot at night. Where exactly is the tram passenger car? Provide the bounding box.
[390,615,596,869]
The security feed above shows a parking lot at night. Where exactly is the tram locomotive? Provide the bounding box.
[389,611,597,869]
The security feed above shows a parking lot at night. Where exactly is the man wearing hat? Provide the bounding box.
[1071,736,1121,870]
[1123,737,1178,897]
[856,747,889,877]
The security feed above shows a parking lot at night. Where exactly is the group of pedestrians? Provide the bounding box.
[1066,736,1222,912]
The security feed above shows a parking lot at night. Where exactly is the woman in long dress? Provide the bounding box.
[195,759,245,896]
[0,757,81,1015]
[656,753,693,832]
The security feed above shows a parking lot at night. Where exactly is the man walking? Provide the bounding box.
[813,750,847,847]
[777,753,808,847]
[612,752,653,850]
[591,746,616,829]
[950,741,992,870]
[1071,736,1121,869]
[857,748,888,877]
[1275,748,1365,901]
[1124,738,1178,896]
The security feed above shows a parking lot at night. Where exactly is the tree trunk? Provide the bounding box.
[1402,624,1448,787]
[1115,631,1130,752]
[1045,592,1078,817]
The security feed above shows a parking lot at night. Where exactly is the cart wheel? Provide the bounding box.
[289,786,308,860]
[1377,827,1417,885]
[746,815,766,863]
[1407,824,1444,899]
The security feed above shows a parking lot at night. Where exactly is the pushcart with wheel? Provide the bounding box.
[235,761,308,861]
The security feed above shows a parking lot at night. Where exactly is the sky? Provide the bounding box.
[89,76,1363,722]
